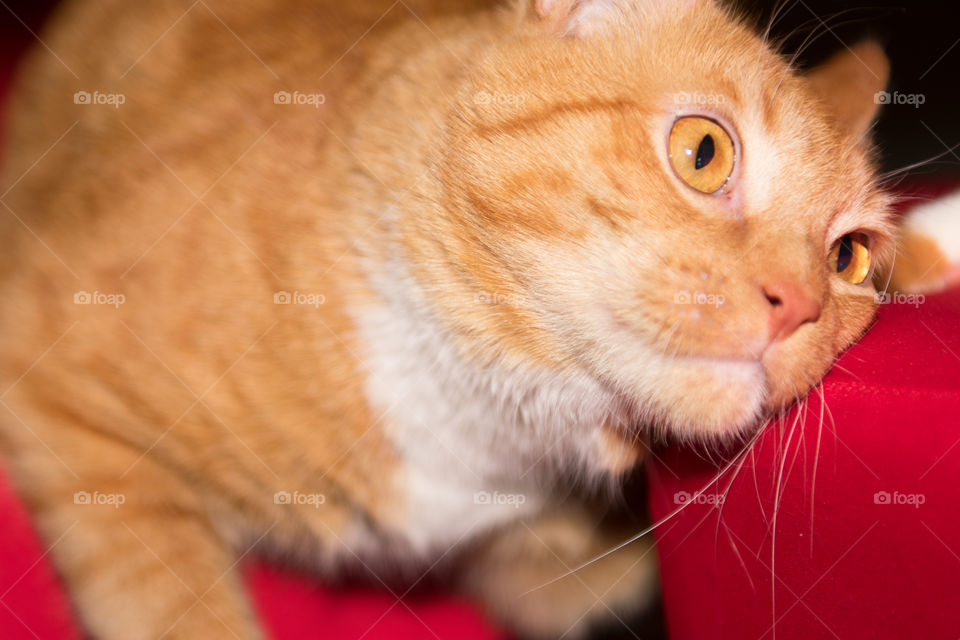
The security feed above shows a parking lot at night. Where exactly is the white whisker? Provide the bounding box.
[520,425,768,596]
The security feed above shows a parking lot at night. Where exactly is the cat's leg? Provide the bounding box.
[886,189,960,293]
[459,505,658,639]
[11,439,261,640]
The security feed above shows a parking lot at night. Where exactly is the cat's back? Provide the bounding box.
[0,0,495,293]
[1,0,491,206]
[0,0,482,528]
[0,0,489,457]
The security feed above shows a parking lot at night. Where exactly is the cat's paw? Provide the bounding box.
[460,507,657,639]
[888,190,960,294]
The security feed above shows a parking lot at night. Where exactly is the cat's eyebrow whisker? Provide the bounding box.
[775,9,859,59]
[792,11,877,62]
[759,0,798,63]
[880,142,960,181]
[770,8,875,102]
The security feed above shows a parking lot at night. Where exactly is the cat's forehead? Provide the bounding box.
[471,39,877,209]
[462,3,887,235]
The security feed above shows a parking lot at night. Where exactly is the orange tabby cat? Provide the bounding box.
[0,0,951,638]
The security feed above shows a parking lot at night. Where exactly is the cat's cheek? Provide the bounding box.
[761,348,831,409]
[827,287,879,353]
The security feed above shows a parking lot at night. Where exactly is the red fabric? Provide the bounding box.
[648,285,960,639]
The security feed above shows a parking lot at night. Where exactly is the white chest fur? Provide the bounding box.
[353,258,620,555]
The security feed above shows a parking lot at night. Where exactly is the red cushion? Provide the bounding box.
[648,282,960,639]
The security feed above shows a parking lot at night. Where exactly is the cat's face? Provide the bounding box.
[424,0,894,440]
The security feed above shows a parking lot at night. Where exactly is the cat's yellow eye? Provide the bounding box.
[829,232,872,284]
[668,117,735,194]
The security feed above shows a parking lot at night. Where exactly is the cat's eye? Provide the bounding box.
[668,117,735,194]
[828,232,872,284]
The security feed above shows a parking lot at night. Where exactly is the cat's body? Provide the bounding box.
[0,0,954,638]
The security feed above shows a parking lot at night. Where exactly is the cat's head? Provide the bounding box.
[413,0,894,441]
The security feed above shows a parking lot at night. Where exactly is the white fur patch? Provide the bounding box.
[352,254,622,555]
[903,189,960,266]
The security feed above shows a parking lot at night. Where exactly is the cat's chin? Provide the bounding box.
[649,356,768,442]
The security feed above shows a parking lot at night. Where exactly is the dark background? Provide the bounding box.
[736,0,960,177]
[3,0,959,175]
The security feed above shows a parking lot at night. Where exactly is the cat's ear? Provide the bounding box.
[805,41,889,140]
[532,0,699,37]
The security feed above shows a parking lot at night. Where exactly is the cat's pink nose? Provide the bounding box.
[761,279,821,342]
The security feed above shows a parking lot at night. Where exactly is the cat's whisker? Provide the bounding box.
[725,518,759,594]
[817,386,840,474]
[786,397,809,500]
[770,18,832,98]
[879,143,960,182]
[761,0,791,44]
[758,0,797,65]
[771,8,876,101]
[716,416,768,535]
[791,12,877,63]
[769,402,804,638]
[810,384,827,555]
[797,397,810,492]
[829,361,862,382]
[520,426,768,596]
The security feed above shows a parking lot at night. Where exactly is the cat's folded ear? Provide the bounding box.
[531,0,701,37]
[805,41,890,141]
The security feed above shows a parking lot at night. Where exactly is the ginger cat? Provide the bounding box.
[0,0,954,638]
